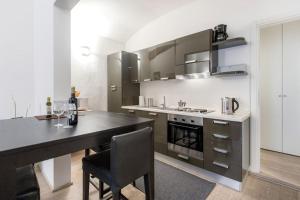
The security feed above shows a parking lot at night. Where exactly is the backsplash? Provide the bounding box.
[140,76,250,112]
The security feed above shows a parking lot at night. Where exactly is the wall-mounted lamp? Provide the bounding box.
[81,46,91,56]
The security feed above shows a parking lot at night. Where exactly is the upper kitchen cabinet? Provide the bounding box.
[148,41,176,80]
[175,29,213,66]
[107,51,140,113]
[136,48,151,82]
[122,52,139,84]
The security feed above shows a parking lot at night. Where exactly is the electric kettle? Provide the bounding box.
[221,97,239,114]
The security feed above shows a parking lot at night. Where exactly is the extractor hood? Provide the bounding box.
[175,51,211,79]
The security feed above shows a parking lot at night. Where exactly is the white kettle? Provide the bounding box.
[221,97,239,114]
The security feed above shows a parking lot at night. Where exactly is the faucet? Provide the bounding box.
[161,96,166,110]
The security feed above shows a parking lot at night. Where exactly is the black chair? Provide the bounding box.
[82,127,153,200]
[16,165,40,200]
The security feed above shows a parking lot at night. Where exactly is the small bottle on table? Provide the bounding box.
[46,97,52,118]
[69,87,78,125]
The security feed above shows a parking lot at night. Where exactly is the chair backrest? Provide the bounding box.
[110,127,152,188]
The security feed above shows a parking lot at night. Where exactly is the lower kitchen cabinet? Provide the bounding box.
[124,109,168,154]
[203,118,250,182]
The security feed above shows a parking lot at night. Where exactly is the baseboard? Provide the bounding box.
[250,172,300,192]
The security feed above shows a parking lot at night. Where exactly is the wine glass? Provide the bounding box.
[53,101,65,127]
[63,103,75,129]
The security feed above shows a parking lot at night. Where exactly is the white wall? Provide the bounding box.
[125,0,300,172]
[54,6,71,100]
[33,0,56,115]
[125,0,300,111]
[71,7,124,111]
[0,0,35,119]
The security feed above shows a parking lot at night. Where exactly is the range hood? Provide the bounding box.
[175,51,211,79]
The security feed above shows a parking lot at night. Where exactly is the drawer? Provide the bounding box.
[167,149,204,168]
[125,109,137,115]
[204,159,242,181]
[204,138,242,165]
[204,118,242,141]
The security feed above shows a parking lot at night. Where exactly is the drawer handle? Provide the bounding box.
[213,120,229,125]
[213,133,229,139]
[160,77,169,80]
[148,112,157,116]
[185,60,197,64]
[213,161,229,169]
[177,154,189,160]
[128,110,135,113]
[213,147,229,154]
[132,80,138,83]
[143,79,151,82]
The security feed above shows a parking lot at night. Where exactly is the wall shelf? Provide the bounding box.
[212,37,247,50]
[211,70,248,76]
[211,64,248,76]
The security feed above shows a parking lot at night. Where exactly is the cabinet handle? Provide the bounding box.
[185,60,197,64]
[213,147,229,154]
[160,77,169,80]
[143,79,151,82]
[110,85,117,91]
[128,110,135,113]
[212,133,229,139]
[148,112,157,116]
[213,161,229,169]
[177,154,189,160]
[213,120,229,125]
[132,80,138,83]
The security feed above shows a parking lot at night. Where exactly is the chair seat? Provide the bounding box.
[82,149,113,185]
[16,165,40,200]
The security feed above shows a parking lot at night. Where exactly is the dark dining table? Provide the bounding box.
[0,111,154,200]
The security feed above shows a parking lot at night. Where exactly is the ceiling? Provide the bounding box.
[71,0,197,43]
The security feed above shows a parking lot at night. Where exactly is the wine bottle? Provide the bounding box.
[69,86,78,125]
[46,97,52,118]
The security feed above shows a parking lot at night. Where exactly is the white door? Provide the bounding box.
[283,20,300,156]
[260,25,283,152]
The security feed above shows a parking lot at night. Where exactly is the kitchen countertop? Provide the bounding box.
[122,105,250,122]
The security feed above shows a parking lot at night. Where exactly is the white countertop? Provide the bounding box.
[122,105,250,122]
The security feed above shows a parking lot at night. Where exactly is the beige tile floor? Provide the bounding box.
[260,149,300,189]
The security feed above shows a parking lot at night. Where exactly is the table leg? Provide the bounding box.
[0,159,16,200]
[150,125,155,200]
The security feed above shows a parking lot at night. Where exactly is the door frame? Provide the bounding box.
[251,12,300,173]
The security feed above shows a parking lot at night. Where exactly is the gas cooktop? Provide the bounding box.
[175,107,214,114]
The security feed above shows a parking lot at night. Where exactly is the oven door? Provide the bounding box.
[168,121,203,160]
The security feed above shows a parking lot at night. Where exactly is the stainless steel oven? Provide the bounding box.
[167,114,203,161]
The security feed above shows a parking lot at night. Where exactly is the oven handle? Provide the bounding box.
[168,123,200,130]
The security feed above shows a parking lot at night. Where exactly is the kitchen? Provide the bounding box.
[106,24,250,191]
[1,0,300,199]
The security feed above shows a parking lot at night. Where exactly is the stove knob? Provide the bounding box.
[182,119,186,122]
[174,118,177,121]
[191,120,195,123]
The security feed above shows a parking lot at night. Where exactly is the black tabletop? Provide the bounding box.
[0,111,153,155]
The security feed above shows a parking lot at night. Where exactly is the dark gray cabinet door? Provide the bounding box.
[135,110,168,154]
[107,53,122,112]
[175,29,212,66]
[148,41,176,80]
[136,49,151,82]
[121,52,140,106]
[122,52,139,84]
[107,52,122,87]
[107,85,122,113]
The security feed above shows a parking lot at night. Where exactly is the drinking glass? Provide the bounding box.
[63,103,75,129]
[53,101,65,127]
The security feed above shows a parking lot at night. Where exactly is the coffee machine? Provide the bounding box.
[213,24,228,42]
